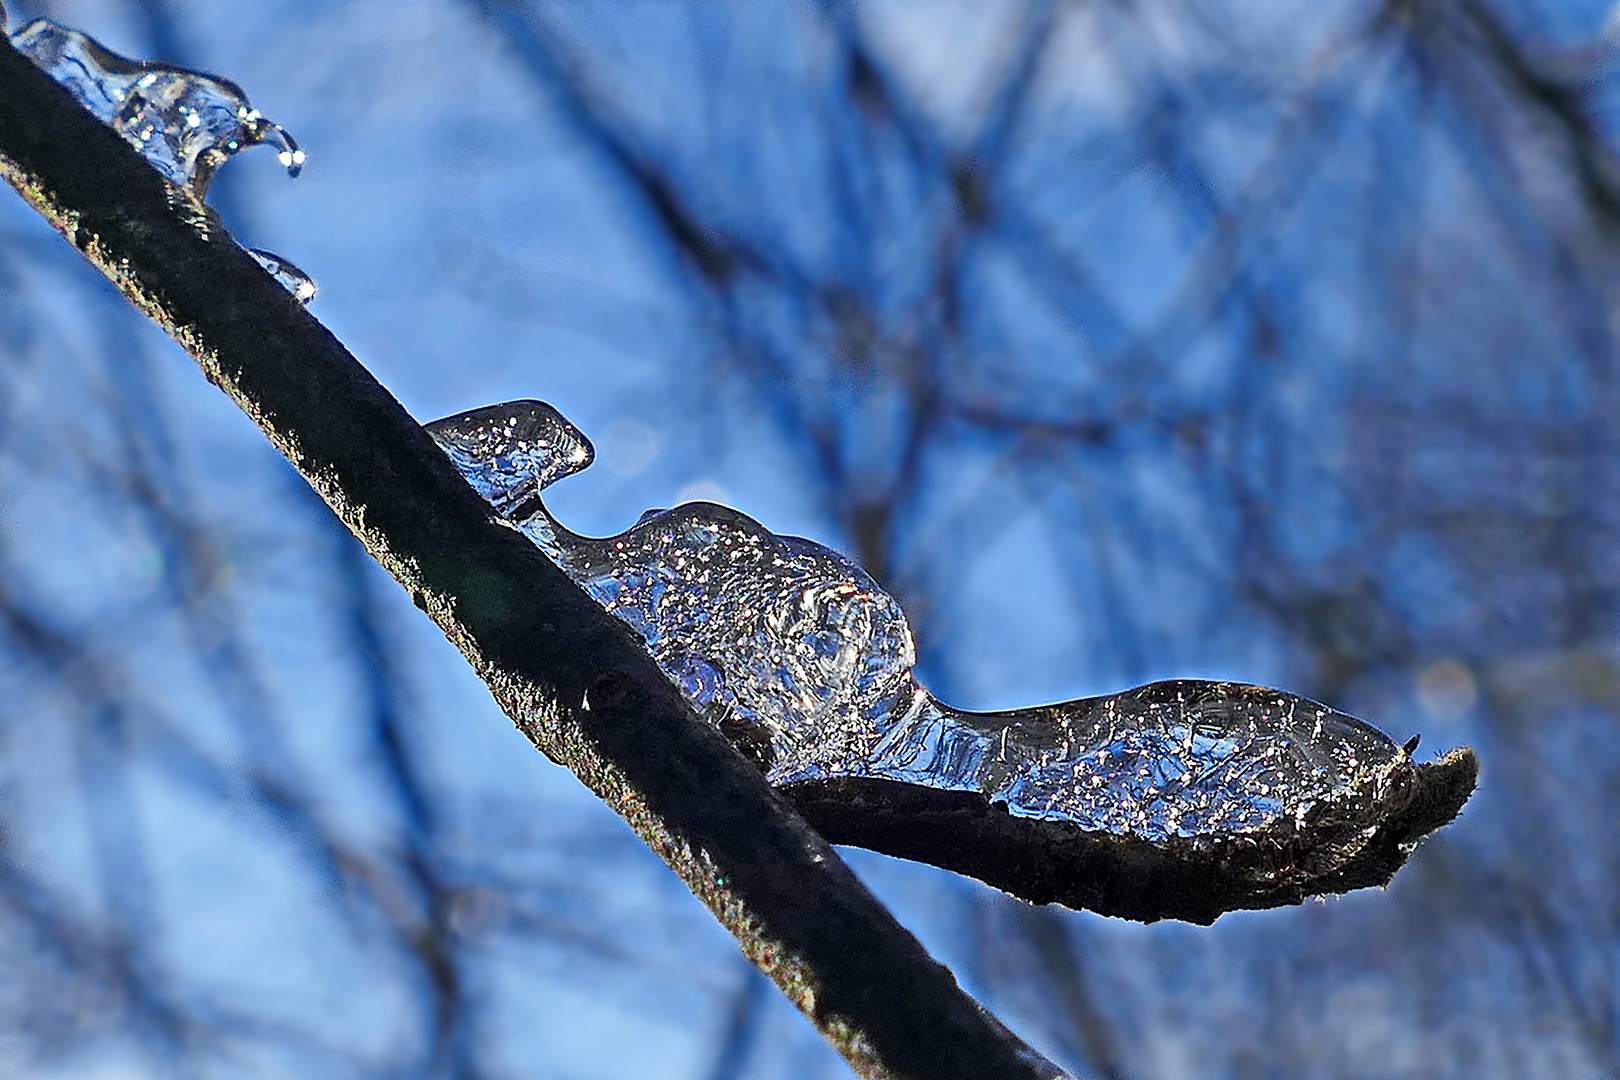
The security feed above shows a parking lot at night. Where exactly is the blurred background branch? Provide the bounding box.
[0,25,1070,1078]
[0,0,1616,1077]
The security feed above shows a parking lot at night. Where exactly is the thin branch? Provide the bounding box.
[783,754,1476,926]
[0,36,1062,1080]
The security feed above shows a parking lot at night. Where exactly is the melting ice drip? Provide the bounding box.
[9,19,315,305]
[428,401,1419,843]
[246,249,317,305]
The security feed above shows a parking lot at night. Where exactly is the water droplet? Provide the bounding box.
[9,19,304,195]
[246,248,316,304]
[429,400,1421,845]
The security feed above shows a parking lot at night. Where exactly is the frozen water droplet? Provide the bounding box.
[246,248,316,304]
[9,19,304,195]
[276,140,307,177]
[425,401,593,521]
[429,400,1422,844]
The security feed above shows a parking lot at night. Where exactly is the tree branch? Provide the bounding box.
[784,751,1478,925]
[0,35,1064,1080]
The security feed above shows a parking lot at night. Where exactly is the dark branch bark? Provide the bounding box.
[785,748,1478,925]
[0,37,1063,1080]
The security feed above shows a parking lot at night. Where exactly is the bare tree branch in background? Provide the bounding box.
[3,1,1619,1078]
[0,33,1064,1080]
[459,1,1620,1074]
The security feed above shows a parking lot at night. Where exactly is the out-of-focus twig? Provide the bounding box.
[0,35,1062,1080]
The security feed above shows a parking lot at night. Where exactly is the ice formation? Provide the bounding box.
[10,18,305,196]
[246,248,317,304]
[428,400,1419,843]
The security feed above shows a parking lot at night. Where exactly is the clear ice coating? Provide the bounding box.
[427,401,1417,843]
[246,248,317,305]
[9,19,305,195]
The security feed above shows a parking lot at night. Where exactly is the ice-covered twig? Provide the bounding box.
[429,400,1479,924]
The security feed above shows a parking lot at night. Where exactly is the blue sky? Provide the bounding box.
[2,1,1617,1077]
